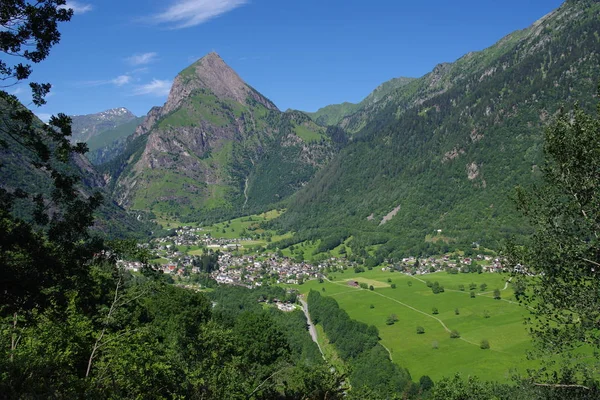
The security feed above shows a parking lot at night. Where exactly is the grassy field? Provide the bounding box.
[287,269,537,382]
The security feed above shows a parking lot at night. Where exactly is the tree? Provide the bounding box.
[480,339,490,350]
[390,283,396,289]
[454,308,460,315]
[493,289,501,300]
[419,375,434,392]
[432,307,439,315]
[449,330,460,339]
[479,283,488,292]
[0,0,102,317]
[470,291,476,298]
[416,326,425,334]
[508,91,600,383]
[369,285,374,291]
[458,284,465,291]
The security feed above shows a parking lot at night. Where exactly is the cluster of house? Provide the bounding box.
[214,253,323,288]
[393,254,505,274]
[115,224,511,283]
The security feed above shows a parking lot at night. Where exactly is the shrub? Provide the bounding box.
[480,339,490,349]
[454,308,460,315]
[416,326,425,334]
[450,330,461,339]
[391,283,396,289]
[432,307,439,315]
[470,291,476,298]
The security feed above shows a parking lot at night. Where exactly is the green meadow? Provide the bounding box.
[288,269,536,382]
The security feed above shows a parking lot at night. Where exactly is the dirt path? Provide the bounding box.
[325,277,497,350]
[299,298,325,359]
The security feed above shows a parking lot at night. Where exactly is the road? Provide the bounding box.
[299,298,325,359]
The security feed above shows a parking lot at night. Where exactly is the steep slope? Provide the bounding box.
[0,98,158,239]
[86,116,146,165]
[276,0,600,258]
[105,53,335,221]
[70,107,137,143]
[307,77,415,128]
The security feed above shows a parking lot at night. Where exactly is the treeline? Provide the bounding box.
[307,290,431,398]
[0,262,343,398]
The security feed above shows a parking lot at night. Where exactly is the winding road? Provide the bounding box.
[299,298,325,359]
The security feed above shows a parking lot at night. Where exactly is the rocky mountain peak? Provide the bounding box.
[162,52,278,116]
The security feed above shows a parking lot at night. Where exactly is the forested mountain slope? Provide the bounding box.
[0,99,157,239]
[275,0,600,258]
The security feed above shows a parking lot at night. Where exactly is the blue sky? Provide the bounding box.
[12,0,565,120]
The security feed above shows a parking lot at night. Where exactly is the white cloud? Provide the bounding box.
[132,79,172,97]
[59,1,94,14]
[126,52,158,66]
[152,0,247,29]
[79,75,132,87]
[111,75,131,86]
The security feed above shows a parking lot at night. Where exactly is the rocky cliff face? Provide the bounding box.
[107,53,334,221]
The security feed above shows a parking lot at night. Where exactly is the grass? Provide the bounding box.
[285,269,537,382]
[294,124,325,143]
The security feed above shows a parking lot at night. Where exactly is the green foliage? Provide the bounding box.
[276,2,600,258]
[507,87,600,381]
[493,288,501,300]
[480,339,490,350]
[416,326,425,334]
[432,307,439,315]
[307,290,412,397]
[386,314,399,325]
[449,330,461,339]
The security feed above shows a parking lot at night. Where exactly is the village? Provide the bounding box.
[115,225,512,288]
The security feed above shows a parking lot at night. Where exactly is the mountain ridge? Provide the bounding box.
[103,52,336,222]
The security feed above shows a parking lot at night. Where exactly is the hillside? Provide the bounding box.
[274,0,600,258]
[307,77,415,129]
[103,53,337,222]
[86,116,145,165]
[70,107,137,143]
[0,98,157,239]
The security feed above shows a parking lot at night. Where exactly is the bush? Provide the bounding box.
[493,288,501,300]
[369,285,374,291]
[454,308,460,315]
[391,283,396,289]
[359,283,368,289]
[480,339,490,349]
[450,330,461,339]
[432,307,439,315]
[458,284,465,291]
[483,310,491,318]
[416,326,425,334]
[480,283,488,292]
[470,291,476,298]
[419,375,434,391]
[369,304,375,309]
[386,314,399,325]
